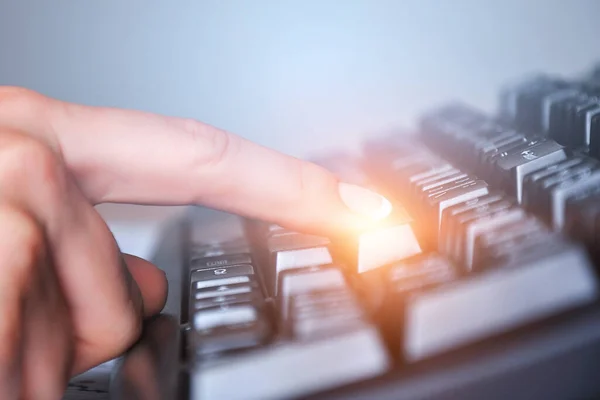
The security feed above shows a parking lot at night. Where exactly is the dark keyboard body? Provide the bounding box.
[112,65,600,400]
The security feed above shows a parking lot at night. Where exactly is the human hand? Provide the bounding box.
[0,86,391,398]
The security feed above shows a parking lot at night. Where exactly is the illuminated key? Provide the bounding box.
[357,224,422,273]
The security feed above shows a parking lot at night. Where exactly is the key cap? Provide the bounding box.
[187,211,251,259]
[398,242,597,362]
[278,266,347,320]
[476,133,528,176]
[447,197,516,264]
[549,93,592,146]
[534,160,597,200]
[581,104,600,151]
[439,191,505,256]
[355,222,422,273]
[491,139,567,203]
[191,303,271,356]
[376,253,457,356]
[386,253,458,294]
[195,275,253,290]
[194,304,259,331]
[418,178,490,249]
[194,291,260,311]
[267,231,331,253]
[412,172,471,221]
[540,164,600,230]
[425,179,489,228]
[547,92,579,144]
[460,123,515,169]
[481,231,562,270]
[191,253,253,269]
[565,191,600,248]
[191,262,254,282]
[473,222,551,269]
[564,96,599,148]
[540,88,581,133]
[266,230,333,295]
[522,157,588,208]
[571,99,600,148]
[194,282,259,300]
[191,326,390,400]
[459,205,526,270]
[289,289,367,340]
[189,241,251,260]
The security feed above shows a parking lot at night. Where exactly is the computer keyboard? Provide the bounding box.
[106,64,600,400]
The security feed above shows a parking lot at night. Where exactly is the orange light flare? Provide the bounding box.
[331,197,424,279]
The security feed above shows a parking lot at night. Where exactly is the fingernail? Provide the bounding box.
[338,182,392,220]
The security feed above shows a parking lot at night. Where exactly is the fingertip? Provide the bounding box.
[337,182,393,221]
[123,255,168,317]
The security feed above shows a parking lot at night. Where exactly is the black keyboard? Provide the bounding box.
[111,65,600,400]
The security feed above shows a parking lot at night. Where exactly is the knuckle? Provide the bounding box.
[0,135,67,198]
[100,309,142,354]
[179,118,235,169]
[0,86,46,120]
[0,86,38,108]
[0,205,44,279]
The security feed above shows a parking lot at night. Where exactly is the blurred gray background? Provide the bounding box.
[2,0,600,257]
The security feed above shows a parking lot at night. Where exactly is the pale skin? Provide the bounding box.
[0,86,390,399]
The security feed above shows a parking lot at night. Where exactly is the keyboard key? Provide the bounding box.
[472,217,549,269]
[273,247,334,294]
[486,231,563,268]
[267,231,330,253]
[397,243,597,361]
[191,253,253,269]
[195,276,251,290]
[387,253,458,292]
[422,179,489,233]
[355,223,422,273]
[191,263,254,283]
[191,304,271,356]
[194,283,258,300]
[541,87,581,133]
[191,326,390,400]
[439,191,505,256]
[446,197,516,264]
[289,289,367,339]
[580,103,600,150]
[522,157,588,208]
[194,291,259,311]
[276,247,333,271]
[278,266,347,320]
[491,139,567,203]
[565,191,600,248]
[265,229,332,295]
[194,305,259,331]
[458,205,526,270]
[535,162,600,229]
[571,98,600,148]
[187,212,251,259]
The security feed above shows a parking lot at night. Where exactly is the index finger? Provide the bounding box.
[0,87,392,234]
